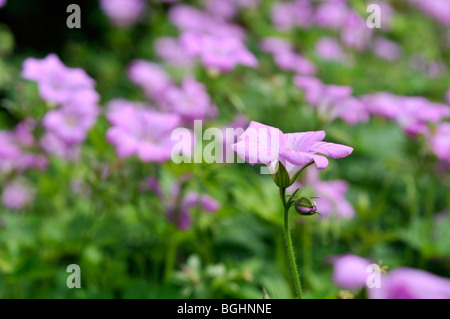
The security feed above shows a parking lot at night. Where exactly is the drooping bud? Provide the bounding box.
[294,197,319,216]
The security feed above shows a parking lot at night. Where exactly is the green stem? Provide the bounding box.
[164,232,179,283]
[280,188,303,299]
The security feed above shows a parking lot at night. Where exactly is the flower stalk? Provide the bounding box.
[279,187,303,299]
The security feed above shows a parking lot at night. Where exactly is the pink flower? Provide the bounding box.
[315,37,346,62]
[0,121,47,174]
[429,123,450,163]
[274,51,316,75]
[180,32,258,72]
[409,0,450,26]
[100,0,145,27]
[169,5,245,38]
[205,0,238,20]
[271,0,313,31]
[330,254,372,290]
[395,97,449,137]
[373,37,401,62]
[22,54,95,104]
[369,268,450,299]
[128,60,174,104]
[1,179,35,210]
[315,0,349,29]
[330,97,370,125]
[163,76,218,124]
[106,100,181,163]
[154,37,193,67]
[0,0,6,8]
[361,92,402,119]
[341,11,373,51]
[260,37,294,55]
[232,121,353,178]
[294,76,366,125]
[42,90,99,144]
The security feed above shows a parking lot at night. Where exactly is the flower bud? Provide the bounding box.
[294,197,318,216]
[273,162,291,188]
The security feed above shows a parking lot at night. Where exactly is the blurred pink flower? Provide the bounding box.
[0,0,6,8]
[396,97,450,137]
[22,54,95,104]
[361,92,402,119]
[106,100,181,162]
[1,179,35,210]
[163,76,218,124]
[260,37,293,55]
[341,11,373,51]
[0,121,47,174]
[169,5,245,38]
[315,37,346,62]
[43,90,99,144]
[369,268,450,299]
[100,0,145,27]
[409,0,450,26]
[373,37,401,62]
[205,0,238,20]
[429,123,450,163]
[294,76,367,125]
[271,0,313,31]
[330,254,372,290]
[232,121,353,178]
[274,51,316,75]
[180,32,257,72]
[154,37,193,67]
[315,0,349,29]
[128,60,174,103]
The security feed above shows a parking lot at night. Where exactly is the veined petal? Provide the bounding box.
[284,131,326,151]
[311,142,353,158]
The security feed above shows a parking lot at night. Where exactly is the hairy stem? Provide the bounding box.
[279,187,303,299]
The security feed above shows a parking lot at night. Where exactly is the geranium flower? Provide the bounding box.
[369,267,450,299]
[106,100,181,163]
[1,179,35,210]
[232,121,353,179]
[22,54,95,104]
[100,0,145,27]
[330,254,372,290]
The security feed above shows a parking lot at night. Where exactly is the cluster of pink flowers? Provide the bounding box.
[22,54,100,160]
[0,121,46,210]
[330,254,450,299]
[100,0,145,27]
[128,59,218,126]
[270,0,401,64]
[106,99,184,163]
[294,76,369,125]
[159,4,257,72]
[1,54,100,210]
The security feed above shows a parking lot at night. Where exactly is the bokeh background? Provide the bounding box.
[0,0,449,299]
